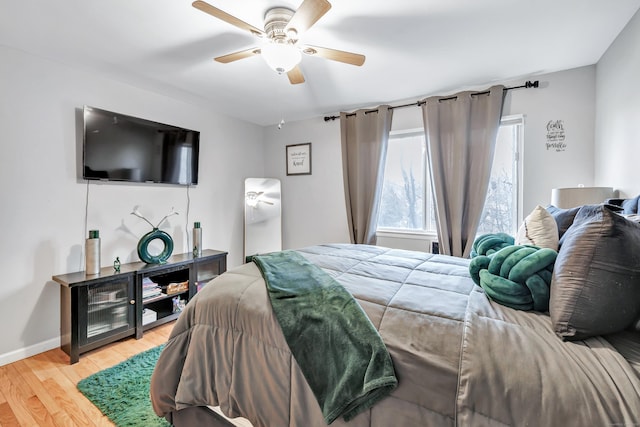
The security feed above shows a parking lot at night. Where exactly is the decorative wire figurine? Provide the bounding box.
[131,206,179,264]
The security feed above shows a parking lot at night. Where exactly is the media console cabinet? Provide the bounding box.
[52,249,227,364]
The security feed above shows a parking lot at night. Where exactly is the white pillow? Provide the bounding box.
[515,205,559,250]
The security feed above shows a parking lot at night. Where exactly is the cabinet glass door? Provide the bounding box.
[80,276,134,345]
[194,253,227,292]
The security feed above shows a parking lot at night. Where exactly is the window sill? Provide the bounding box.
[376,229,437,240]
[375,230,438,253]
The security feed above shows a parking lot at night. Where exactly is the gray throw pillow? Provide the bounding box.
[550,204,640,340]
[545,205,580,240]
[606,195,640,214]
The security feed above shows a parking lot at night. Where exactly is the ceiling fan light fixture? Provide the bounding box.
[261,42,301,74]
[246,191,260,208]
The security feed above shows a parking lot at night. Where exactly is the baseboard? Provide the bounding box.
[0,337,60,367]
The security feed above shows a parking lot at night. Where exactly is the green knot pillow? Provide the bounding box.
[470,233,515,258]
[469,245,557,311]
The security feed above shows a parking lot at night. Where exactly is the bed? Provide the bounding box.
[151,225,640,426]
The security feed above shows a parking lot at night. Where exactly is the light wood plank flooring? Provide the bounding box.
[0,323,173,426]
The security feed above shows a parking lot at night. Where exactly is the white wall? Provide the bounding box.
[0,46,264,364]
[264,66,597,251]
[506,67,597,212]
[263,118,350,249]
[595,9,640,197]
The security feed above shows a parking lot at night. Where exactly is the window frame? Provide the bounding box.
[499,114,525,230]
[377,115,524,239]
[377,128,433,235]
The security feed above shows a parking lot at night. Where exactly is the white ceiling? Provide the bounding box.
[2,0,639,126]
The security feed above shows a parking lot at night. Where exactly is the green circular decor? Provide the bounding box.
[137,228,173,264]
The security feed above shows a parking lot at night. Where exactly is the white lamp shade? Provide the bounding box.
[550,187,614,209]
[261,42,301,74]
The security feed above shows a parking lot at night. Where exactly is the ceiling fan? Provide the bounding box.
[192,0,366,84]
[246,191,275,207]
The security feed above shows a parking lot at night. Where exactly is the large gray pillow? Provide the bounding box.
[550,204,640,340]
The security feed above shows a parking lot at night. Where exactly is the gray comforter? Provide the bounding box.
[150,244,640,426]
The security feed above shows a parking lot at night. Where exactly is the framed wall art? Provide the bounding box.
[286,142,312,176]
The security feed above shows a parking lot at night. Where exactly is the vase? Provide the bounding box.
[86,230,101,275]
[193,222,202,257]
[137,228,174,264]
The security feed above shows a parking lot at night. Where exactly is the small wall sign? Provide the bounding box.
[546,120,566,152]
[286,142,312,175]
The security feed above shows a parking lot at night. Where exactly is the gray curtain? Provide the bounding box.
[421,85,506,257]
[340,105,393,245]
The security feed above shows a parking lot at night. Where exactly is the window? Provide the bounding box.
[377,129,435,232]
[476,115,523,235]
[378,115,523,236]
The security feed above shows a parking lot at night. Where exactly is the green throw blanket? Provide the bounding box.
[252,251,398,424]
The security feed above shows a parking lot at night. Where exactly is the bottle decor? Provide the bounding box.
[193,221,202,257]
[86,229,101,275]
[131,206,178,264]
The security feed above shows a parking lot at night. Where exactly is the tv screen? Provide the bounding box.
[82,106,200,185]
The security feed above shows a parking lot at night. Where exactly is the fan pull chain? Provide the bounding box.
[277,78,285,130]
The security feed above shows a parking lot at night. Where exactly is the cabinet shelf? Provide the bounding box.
[142,293,169,304]
[52,249,227,364]
[143,312,179,330]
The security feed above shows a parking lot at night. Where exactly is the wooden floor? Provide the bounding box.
[0,322,173,426]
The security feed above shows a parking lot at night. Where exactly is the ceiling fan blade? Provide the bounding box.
[192,1,265,37]
[215,47,261,64]
[302,45,365,66]
[285,0,331,37]
[287,65,305,84]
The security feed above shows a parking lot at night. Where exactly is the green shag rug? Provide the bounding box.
[77,345,169,427]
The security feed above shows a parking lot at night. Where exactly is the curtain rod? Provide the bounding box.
[323,80,539,122]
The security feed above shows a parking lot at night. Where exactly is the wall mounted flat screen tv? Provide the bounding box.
[82,106,200,185]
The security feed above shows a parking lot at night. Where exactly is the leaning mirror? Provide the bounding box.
[244,178,282,258]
